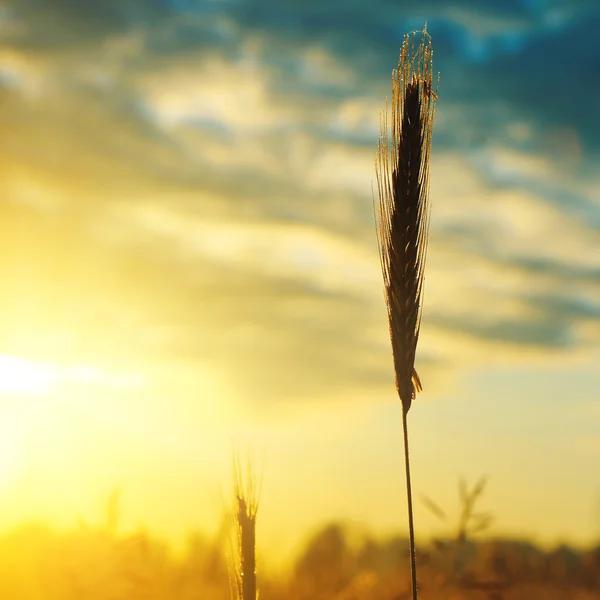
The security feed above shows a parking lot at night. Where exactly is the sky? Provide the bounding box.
[1,0,600,567]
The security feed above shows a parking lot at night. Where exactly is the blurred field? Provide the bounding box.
[0,492,598,600]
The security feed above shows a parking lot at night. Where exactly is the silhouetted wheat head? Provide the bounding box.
[374,26,438,600]
[374,27,437,413]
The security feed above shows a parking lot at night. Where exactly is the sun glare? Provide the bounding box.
[0,421,22,487]
[0,354,59,395]
[0,354,61,487]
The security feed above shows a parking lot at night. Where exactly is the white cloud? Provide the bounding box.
[0,48,46,98]
[137,54,280,133]
[115,202,381,298]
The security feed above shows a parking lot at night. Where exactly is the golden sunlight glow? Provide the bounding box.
[0,420,22,487]
[0,354,59,395]
[0,354,61,489]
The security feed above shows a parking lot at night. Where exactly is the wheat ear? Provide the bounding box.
[233,455,259,600]
[374,26,438,600]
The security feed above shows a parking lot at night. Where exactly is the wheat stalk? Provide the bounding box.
[374,26,438,600]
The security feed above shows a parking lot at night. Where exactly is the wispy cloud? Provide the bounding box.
[2,0,600,412]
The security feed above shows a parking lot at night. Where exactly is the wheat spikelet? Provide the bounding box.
[374,26,437,413]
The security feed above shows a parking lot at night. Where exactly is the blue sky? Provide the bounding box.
[0,0,599,564]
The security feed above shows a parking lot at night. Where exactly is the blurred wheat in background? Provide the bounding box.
[233,456,259,600]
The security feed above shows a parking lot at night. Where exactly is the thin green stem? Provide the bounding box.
[402,407,418,600]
